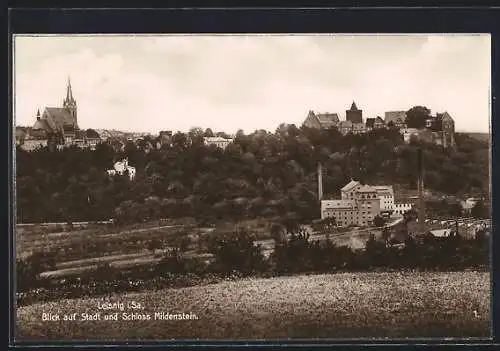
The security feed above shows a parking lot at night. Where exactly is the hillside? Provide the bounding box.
[16,127,490,224]
[463,132,490,144]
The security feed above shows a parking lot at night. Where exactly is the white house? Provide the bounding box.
[373,185,394,212]
[400,128,420,143]
[429,229,452,238]
[461,197,479,214]
[393,203,413,215]
[203,136,233,149]
[107,158,136,180]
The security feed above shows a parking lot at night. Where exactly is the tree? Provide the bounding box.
[270,222,286,245]
[321,216,337,231]
[471,200,489,219]
[15,121,490,226]
[85,128,100,139]
[373,215,386,228]
[406,106,431,129]
[208,229,267,275]
[204,128,214,137]
[364,233,388,268]
[148,238,162,252]
[155,248,187,275]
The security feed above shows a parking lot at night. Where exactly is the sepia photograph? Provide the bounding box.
[13,34,491,341]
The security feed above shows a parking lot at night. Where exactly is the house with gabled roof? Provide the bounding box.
[366,116,385,132]
[366,118,376,131]
[384,111,407,125]
[373,116,385,129]
[338,120,353,135]
[303,110,340,129]
[341,179,361,200]
[401,111,456,148]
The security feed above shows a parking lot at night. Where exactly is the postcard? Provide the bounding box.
[13,34,492,341]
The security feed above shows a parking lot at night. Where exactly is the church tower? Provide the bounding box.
[63,76,78,130]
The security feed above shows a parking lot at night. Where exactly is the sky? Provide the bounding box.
[14,34,491,134]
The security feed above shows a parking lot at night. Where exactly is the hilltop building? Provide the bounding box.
[302,102,456,148]
[346,101,363,124]
[400,111,456,148]
[365,116,385,131]
[17,78,101,151]
[303,110,340,129]
[384,111,407,129]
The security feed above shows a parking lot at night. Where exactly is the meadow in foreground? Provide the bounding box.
[16,271,490,340]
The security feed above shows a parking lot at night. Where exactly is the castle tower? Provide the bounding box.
[63,76,78,130]
[346,101,363,124]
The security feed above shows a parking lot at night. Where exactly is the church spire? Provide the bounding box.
[63,76,76,108]
[62,76,78,130]
[66,76,74,102]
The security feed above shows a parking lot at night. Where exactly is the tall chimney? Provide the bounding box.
[317,162,323,201]
[417,148,425,234]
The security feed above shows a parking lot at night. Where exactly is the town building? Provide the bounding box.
[302,110,340,129]
[15,126,48,151]
[461,197,479,215]
[338,120,353,135]
[365,116,385,131]
[393,203,413,215]
[321,180,414,227]
[400,128,421,143]
[373,185,395,212]
[17,78,102,151]
[352,123,367,135]
[203,136,234,149]
[373,116,386,129]
[384,111,407,127]
[436,112,456,148]
[401,111,456,148]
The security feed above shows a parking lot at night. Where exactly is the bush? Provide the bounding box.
[207,229,268,275]
[155,248,188,275]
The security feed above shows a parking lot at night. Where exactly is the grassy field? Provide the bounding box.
[16,271,490,340]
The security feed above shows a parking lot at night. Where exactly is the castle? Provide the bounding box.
[303,102,456,148]
[16,78,101,151]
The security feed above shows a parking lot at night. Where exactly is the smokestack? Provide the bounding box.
[317,162,323,201]
[417,148,425,234]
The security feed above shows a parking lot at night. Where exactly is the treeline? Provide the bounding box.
[16,125,489,224]
[17,227,489,306]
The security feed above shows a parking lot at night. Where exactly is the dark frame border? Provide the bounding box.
[6,7,499,348]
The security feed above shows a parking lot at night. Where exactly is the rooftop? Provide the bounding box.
[316,113,339,126]
[204,136,233,142]
[357,185,377,193]
[321,199,356,210]
[341,179,360,192]
[349,101,360,111]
